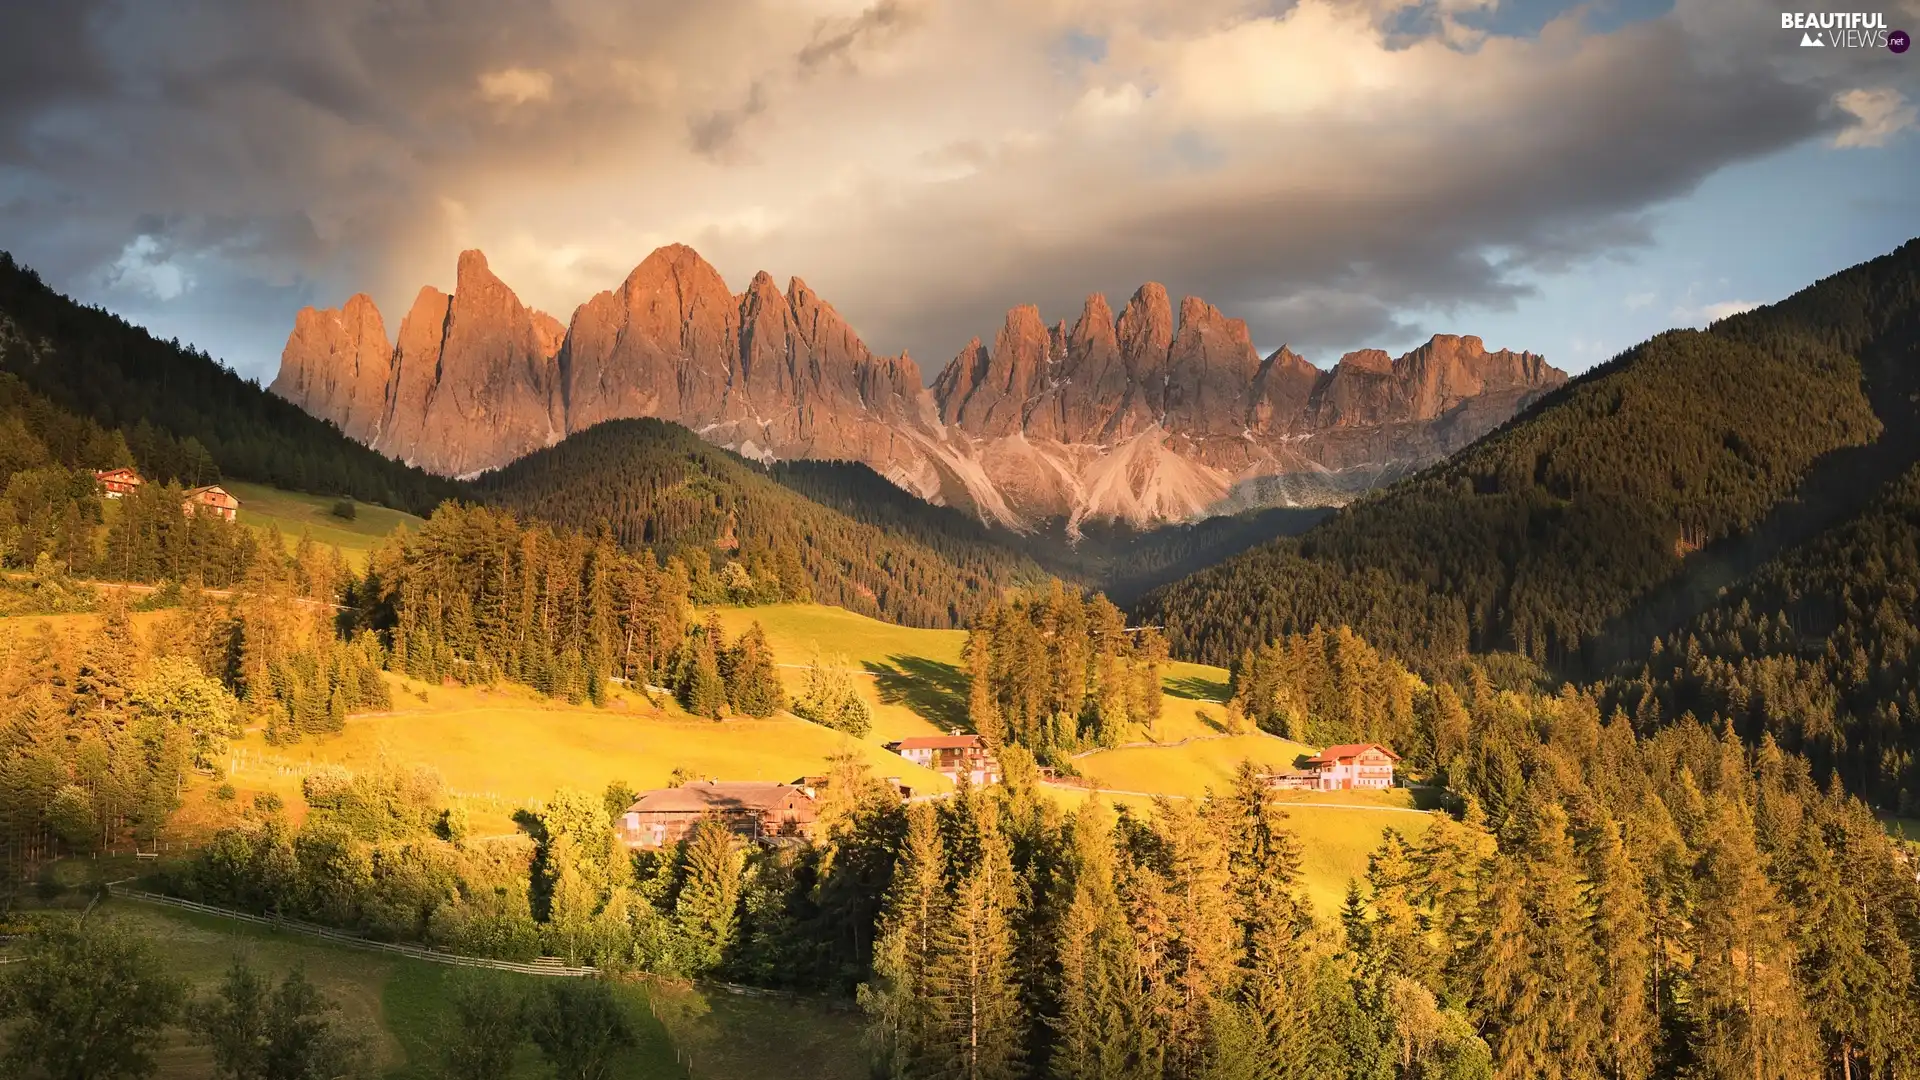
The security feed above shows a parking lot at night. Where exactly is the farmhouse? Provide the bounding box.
[182,484,240,522]
[94,467,145,498]
[884,732,1000,786]
[616,780,817,850]
[1266,743,1400,792]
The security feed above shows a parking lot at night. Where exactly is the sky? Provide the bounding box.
[2,0,1917,385]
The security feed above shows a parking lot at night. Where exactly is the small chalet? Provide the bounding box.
[885,732,1001,787]
[94,467,145,498]
[1266,743,1400,792]
[181,485,240,522]
[617,781,817,850]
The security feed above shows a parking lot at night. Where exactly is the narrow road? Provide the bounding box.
[1039,780,1434,813]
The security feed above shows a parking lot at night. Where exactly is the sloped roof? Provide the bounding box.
[1306,743,1401,764]
[183,485,236,502]
[625,781,811,815]
[887,734,983,751]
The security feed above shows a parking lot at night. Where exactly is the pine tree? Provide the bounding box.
[1588,817,1654,1080]
[675,817,743,974]
[924,795,1026,1080]
[1791,820,1888,1080]
[1689,794,1821,1080]
[673,623,727,720]
[724,622,784,718]
[1471,795,1604,1080]
[862,800,947,1079]
[1050,800,1160,1080]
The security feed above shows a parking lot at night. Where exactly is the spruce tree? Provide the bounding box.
[675,818,744,974]
[1050,800,1160,1080]
[862,800,947,1079]
[1587,817,1654,1080]
[924,795,1026,1080]
[1689,794,1821,1080]
[1791,820,1888,1080]
[673,623,727,720]
[724,622,784,718]
[1471,795,1604,1080]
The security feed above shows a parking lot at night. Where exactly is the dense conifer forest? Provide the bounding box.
[1142,241,1919,679]
[0,251,464,516]
[149,643,1920,1080]
[1610,460,1920,814]
[962,584,1169,763]
[476,418,1046,628]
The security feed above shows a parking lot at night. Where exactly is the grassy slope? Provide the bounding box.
[197,673,955,839]
[89,900,860,1080]
[705,604,1425,914]
[225,480,424,570]
[6,600,1429,920]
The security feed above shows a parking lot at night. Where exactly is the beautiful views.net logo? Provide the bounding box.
[1781,11,1908,50]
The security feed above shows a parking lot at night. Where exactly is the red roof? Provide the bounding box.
[1306,743,1401,764]
[95,467,142,481]
[888,734,983,751]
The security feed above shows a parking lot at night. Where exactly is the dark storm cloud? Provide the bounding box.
[0,0,1910,381]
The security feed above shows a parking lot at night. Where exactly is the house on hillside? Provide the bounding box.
[94,467,145,498]
[1265,743,1400,792]
[617,780,818,850]
[884,732,1000,786]
[181,484,240,522]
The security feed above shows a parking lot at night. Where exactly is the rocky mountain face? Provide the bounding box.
[272,245,1565,529]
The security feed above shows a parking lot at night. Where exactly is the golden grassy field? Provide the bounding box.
[2,597,1430,923]
[195,674,956,838]
[703,604,1426,914]
[77,899,862,1080]
[225,481,424,570]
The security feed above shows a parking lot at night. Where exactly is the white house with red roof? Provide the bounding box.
[1267,743,1400,792]
[884,731,1001,786]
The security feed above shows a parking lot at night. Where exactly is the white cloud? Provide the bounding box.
[478,67,554,106]
[1672,298,1760,324]
[1623,291,1655,310]
[1833,88,1916,149]
[106,235,192,301]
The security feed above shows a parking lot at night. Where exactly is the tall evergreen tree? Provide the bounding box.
[724,622,784,718]
[1689,794,1821,1080]
[675,818,744,974]
[924,796,1026,1080]
[862,800,947,1079]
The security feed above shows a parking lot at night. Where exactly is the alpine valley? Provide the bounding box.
[269,244,1565,531]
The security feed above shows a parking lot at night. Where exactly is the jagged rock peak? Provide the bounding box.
[270,292,393,443]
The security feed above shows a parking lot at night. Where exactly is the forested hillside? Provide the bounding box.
[1611,460,1920,812]
[1142,240,1920,674]
[0,252,463,515]
[476,419,1046,628]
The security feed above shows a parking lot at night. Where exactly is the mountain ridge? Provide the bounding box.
[272,245,1566,529]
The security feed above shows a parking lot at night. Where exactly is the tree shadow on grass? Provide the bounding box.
[865,654,972,732]
[1164,673,1229,702]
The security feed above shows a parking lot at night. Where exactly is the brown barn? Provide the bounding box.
[616,781,818,850]
[181,484,240,522]
[94,467,145,498]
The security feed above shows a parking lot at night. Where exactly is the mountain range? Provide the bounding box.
[270,245,1565,530]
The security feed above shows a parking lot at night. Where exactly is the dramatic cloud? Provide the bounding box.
[0,0,1913,381]
[1834,88,1918,149]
